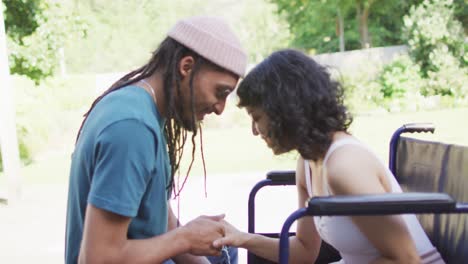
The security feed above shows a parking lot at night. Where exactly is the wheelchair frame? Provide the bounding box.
[246,123,468,264]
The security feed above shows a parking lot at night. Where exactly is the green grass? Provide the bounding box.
[1,72,467,186]
[177,126,299,177]
[2,107,467,186]
[180,107,468,177]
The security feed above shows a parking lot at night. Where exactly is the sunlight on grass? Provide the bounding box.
[2,72,467,187]
[1,107,466,187]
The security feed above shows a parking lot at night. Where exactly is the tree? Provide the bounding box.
[3,0,85,84]
[1,0,22,200]
[270,0,426,53]
[271,0,354,53]
[355,0,374,48]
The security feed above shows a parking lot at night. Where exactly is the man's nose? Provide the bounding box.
[252,120,259,136]
[213,99,226,115]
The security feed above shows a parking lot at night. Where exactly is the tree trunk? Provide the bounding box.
[0,7,22,202]
[337,8,345,52]
[356,0,372,49]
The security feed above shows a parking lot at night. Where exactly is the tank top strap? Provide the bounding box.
[322,138,363,166]
[304,159,313,197]
[321,138,364,195]
[304,138,378,197]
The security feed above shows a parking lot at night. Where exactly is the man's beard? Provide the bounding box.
[173,92,200,132]
[174,105,200,132]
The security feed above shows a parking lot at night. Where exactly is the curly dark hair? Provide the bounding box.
[237,49,352,161]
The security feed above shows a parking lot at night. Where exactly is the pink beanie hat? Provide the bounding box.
[167,16,248,77]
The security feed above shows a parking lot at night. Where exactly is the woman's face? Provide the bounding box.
[246,106,282,153]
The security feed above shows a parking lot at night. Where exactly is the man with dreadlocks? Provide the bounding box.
[65,16,247,264]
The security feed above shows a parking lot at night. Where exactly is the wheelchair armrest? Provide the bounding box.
[280,192,464,263]
[307,192,456,216]
[266,170,295,184]
[402,123,435,134]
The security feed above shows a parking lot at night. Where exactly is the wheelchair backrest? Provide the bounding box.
[395,137,468,263]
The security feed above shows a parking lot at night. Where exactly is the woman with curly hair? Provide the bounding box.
[213,49,443,264]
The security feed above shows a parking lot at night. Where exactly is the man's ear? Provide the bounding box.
[179,56,195,78]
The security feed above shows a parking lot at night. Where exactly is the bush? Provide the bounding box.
[403,0,466,76]
[1,74,96,173]
[373,55,427,111]
[339,52,467,113]
[425,45,468,97]
[379,55,425,99]
[340,70,384,113]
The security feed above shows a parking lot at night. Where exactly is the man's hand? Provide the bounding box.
[182,214,226,256]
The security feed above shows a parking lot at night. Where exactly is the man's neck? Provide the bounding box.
[146,72,167,118]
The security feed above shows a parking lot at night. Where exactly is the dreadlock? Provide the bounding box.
[76,37,212,197]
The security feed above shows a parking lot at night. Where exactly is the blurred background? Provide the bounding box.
[0,0,467,263]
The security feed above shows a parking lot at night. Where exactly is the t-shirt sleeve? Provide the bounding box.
[88,119,157,217]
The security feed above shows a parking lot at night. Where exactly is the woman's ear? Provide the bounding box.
[179,56,195,78]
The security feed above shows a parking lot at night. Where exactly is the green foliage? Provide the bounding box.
[65,0,290,73]
[453,0,468,34]
[236,0,291,64]
[2,0,82,170]
[425,45,468,97]
[3,0,42,40]
[3,0,86,84]
[367,1,419,47]
[1,73,95,173]
[270,0,421,53]
[402,0,467,99]
[403,0,466,75]
[1,0,290,172]
[12,74,95,163]
[375,55,431,111]
[340,52,467,113]
[65,0,177,73]
[341,0,468,111]
[379,55,424,98]
[270,0,354,53]
[339,68,384,113]
[269,0,465,54]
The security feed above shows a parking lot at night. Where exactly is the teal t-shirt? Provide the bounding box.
[65,86,171,264]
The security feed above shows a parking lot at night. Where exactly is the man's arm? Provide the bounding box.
[79,204,225,264]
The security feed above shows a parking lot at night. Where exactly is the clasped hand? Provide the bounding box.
[183,214,227,256]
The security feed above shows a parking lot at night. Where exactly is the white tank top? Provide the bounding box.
[304,138,444,264]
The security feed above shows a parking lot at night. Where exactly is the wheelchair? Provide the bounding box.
[247,123,468,263]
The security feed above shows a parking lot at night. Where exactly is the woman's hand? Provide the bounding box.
[212,219,252,248]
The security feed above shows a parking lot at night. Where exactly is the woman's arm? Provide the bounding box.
[326,145,420,264]
[213,157,322,263]
[292,156,323,262]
